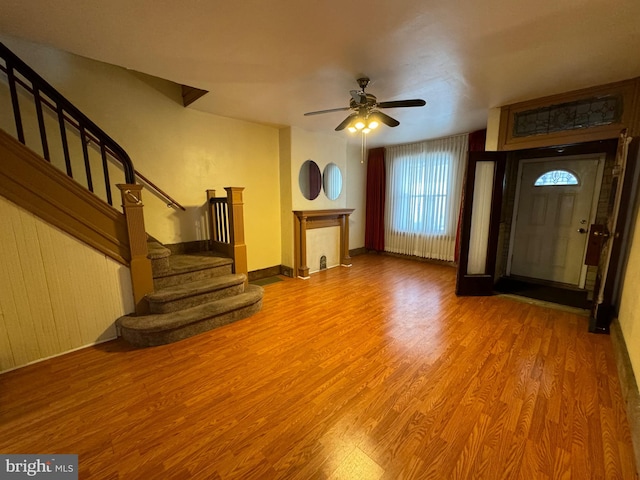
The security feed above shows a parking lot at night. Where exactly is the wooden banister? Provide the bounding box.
[118,184,154,315]
[207,188,248,286]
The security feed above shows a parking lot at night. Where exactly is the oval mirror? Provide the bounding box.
[299,159,322,200]
[323,163,343,200]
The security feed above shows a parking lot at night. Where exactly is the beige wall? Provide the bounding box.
[0,35,369,371]
[278,128,294,270]
[0,34,282,271]
[618,203,640,382]
[1,35,369,276]
[0,196,134,373]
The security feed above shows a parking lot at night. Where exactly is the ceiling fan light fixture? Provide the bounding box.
[305,77,426,134]
[367,111,382,130]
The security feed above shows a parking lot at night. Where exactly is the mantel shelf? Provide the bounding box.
[293,209,355,278]
[293,209,355,217]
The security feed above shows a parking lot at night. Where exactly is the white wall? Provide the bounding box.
[0,34,282,271]
[280,126,355,271]
[347,142,367,250]
[289,126,348,210]
[0,196,134,373]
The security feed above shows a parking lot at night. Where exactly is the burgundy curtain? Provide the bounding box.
[365,147,386,251]
[454,129,486,262]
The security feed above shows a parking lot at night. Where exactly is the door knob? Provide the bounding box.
[577,228,587,234]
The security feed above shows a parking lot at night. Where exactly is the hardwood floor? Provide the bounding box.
[0,254,636,479]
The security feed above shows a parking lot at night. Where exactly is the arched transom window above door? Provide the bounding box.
[534,169,579,186]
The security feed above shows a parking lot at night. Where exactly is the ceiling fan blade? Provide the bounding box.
[376,111,400,127]
[335,114,357,131]
[377,99,426,109]
[304,106,351,116]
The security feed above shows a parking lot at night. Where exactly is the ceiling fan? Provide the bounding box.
[304,77,426,132]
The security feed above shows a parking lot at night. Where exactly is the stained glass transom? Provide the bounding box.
[513,94,623,138]
[534,170,579,186]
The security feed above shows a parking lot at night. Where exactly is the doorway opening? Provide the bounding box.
[494,141,618,309]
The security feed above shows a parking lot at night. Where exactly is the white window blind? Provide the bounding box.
[384,133,468,261]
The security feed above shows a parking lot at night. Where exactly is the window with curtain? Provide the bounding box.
[384,133,468,261]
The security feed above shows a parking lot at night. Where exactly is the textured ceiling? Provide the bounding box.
[1,0,639,148]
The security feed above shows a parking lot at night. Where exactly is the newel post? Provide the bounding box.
[225,187,248,285]
[118,184,154,315]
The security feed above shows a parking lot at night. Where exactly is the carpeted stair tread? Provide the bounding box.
[147,241,172,260]
[155,254,233,278]
[146,274,246,303]
[120,239,263,347]
[117,285,263,338]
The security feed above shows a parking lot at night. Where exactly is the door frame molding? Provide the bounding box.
[506,154,606,287]
[455,151,507,296]
[593,137,640,331]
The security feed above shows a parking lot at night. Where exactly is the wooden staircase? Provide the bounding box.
[1,41,263,352]
[117,240,263,347]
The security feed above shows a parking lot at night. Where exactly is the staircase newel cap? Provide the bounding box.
[117,184,144,208]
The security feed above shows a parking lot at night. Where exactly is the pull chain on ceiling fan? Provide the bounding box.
[304,77,426,133]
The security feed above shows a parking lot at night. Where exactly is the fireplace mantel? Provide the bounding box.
[293,209,354,278]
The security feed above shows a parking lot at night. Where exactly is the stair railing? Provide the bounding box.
[0,42,185,211]
[207,188,248,284]
[0,42,156,314]
[0,42,135,199]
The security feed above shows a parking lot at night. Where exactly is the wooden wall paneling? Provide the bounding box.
[16,206,60,358]
[93,258,120,343]
[1,199,43,366]
[37,221,83,350]
[0,203,18,371]
[76,245,103,344]
[0,129,131,266]
[0,200,22,370]
[0,307,14,371]
[0,196,126,373]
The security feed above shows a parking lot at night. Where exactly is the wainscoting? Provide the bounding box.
[0,196,134,372]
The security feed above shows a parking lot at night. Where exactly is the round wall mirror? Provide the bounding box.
[299,160,322,200]
[323,163,343,200]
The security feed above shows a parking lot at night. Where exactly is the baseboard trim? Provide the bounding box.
[610,318,640,476]
[375,250,456,268]
[248,265,282,281]
[0,335,118,375]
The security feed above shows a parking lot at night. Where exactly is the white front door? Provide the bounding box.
[508,156,604,286]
